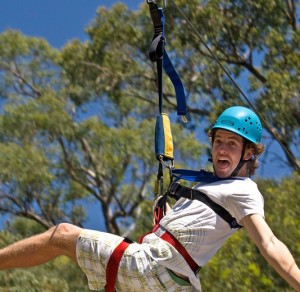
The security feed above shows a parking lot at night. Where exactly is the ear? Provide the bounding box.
[243,147,254,161]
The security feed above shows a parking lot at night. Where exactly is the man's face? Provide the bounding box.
[212,129,246,178]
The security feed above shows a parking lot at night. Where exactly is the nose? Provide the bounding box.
[218,141,227,151]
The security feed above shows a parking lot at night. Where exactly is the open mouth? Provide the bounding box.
[217,159,230,168]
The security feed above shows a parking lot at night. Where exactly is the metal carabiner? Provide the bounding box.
[159,155,174,169]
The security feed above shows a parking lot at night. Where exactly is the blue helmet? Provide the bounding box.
[212,106,262,144]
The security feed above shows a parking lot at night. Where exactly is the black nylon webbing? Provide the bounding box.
[167,182,242,229]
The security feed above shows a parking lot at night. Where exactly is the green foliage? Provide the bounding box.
[166,0,299,169]
[0,5,204,234]
[0,143,52,190]
[258,173,300,255]
[0,1,299,290]
[0,258,88,292]
[0,30,60,100]
[5,217,45,237]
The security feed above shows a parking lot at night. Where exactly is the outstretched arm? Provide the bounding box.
[242,214,300,291]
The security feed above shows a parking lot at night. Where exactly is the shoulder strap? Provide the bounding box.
[167,182,242,229]
[171,168,244,183]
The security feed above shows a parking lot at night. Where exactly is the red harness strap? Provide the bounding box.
[160,228,199,273]
[139,224,199,274]
[105,205,165,291]
[106,204,199,291]
[105,238,132,292]
[140,204,200,273]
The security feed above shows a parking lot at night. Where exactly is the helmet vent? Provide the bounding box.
[220,120,234,126]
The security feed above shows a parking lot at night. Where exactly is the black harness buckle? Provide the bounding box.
[167,182,181,200]
[190,189,194,200]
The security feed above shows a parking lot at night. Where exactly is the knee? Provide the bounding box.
[49,222,80,235]
[47,223,82,255]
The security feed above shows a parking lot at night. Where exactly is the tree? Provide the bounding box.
[163,0,299,171]
[70,0,299,172]
[0,24,202,234]
[1,1,298,234]
[0,0,298,250]
[0,1,299,290]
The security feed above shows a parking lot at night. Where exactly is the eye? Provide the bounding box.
[228,140,237,147]
[214,138,222,145]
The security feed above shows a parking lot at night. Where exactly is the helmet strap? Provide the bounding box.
[231,144,247,177]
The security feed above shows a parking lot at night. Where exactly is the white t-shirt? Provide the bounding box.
[142,177,264,291]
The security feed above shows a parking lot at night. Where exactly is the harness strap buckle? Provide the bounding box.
[190,189,194,200]
[168,182,180,195]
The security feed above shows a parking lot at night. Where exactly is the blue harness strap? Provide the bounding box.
[162,49,187,118]
[148,2,188,163]
[171,168,244,183]
[171,168,220,183]
[147,2,187,121]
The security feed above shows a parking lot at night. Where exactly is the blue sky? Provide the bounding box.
[0,0,143,48]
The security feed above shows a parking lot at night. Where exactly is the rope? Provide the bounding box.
[168,0,300,171]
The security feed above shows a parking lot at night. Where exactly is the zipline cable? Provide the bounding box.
[169,0,300,171]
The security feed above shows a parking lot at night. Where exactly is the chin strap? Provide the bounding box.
[230,144,248,177]
[230,159,246,177]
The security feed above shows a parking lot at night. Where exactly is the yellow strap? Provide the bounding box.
[161,113,173,159]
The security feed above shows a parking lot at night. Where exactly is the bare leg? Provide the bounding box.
[0,223,82,270]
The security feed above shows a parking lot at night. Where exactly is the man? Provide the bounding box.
[0,106,299,291]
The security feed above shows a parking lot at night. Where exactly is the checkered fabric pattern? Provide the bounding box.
[76,229,194,291]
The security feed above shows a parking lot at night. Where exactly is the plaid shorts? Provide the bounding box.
[76,229,194,291]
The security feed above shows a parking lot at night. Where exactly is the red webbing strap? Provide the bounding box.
[139,224,160,244]
[160,229,199,273]
[154,205,164,226]
[139,224,199,273]
[105,239,131,292]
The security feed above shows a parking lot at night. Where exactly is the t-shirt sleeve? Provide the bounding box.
[226,191,264,224]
